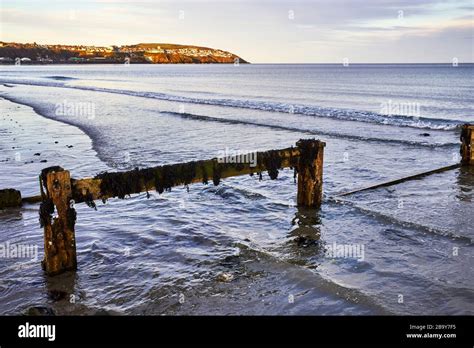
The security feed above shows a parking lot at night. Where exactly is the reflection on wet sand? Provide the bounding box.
[285,207,323,268]
[456,166,474,202]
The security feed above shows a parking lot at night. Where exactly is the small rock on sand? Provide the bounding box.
[216,272,234,282]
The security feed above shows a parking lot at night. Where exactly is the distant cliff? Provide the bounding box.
[0,42,249,64]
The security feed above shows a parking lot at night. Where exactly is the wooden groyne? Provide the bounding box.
[337,124,474,197]
[336,163,461,197]
[37,139,325,275]
[39,169,78,275]
[0,188,22,209]
[1,124,473,276]
[64,139,325,207]
[461,124,474,165]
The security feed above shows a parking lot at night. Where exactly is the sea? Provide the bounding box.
[0,63,473,315]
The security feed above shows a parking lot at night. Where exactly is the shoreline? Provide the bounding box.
[0,65,472,316]
[0,97,109,197]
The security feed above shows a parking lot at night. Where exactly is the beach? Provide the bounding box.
[0,64,473,315]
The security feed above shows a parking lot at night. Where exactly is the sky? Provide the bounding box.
[0,0,473,63]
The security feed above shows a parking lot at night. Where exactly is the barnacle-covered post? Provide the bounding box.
[0,189,22,209]
[296,139,325,208]
[39,166,77,276]
[461,124,474,166]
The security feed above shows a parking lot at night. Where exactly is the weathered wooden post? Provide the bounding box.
[39,166,77,276]
[0,189,22,209]
[461,124,474,166]
[296,139,325,207]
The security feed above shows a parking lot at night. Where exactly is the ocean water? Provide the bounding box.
[0,64,473,315]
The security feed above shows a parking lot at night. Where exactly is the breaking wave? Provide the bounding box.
[0,79,464,131]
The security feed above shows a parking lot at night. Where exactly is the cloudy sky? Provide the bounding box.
[0,0,472,63]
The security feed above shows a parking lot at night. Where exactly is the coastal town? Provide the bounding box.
[0,42,246,64]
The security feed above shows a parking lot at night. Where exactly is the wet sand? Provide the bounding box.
[0,65,472,316]
[0,97,387,315]
[0,97,109,197]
